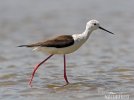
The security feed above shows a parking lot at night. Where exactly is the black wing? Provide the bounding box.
[18,35,74,48]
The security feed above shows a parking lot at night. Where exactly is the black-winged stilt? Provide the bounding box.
[18,20,114,86]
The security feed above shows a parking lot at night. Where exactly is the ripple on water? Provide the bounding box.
[111,67,134,72]
[45,80,105,91]
[0,81,17,87]
[0,73,17,80]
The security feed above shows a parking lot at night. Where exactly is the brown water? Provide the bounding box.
[0,0,134,100]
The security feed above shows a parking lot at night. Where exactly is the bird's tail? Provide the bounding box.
[17,45,32,47]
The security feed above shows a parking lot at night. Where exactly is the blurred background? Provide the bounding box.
[0,0,134,100]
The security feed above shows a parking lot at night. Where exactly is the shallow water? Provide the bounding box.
[0,0,134,100]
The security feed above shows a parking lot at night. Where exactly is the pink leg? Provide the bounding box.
[29,54,53,87]
[63,54,69,85]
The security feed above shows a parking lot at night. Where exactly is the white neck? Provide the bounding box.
[72,28,93,44]
[81,28,93,40]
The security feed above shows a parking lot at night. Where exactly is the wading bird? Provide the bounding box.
[18,20,114,86]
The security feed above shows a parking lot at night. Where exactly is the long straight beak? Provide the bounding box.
[99,26,114,35]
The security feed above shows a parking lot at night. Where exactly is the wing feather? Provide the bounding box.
[18,35,74,48]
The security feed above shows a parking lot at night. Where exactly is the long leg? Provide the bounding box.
[63,54,69,85]
[29,54,53,87]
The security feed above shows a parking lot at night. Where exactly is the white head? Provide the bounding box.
[86,20,100,31]
[86,20,114,34]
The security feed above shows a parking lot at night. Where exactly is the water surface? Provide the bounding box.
[0,0,134,100]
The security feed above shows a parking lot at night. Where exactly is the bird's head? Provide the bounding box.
[86,20,114,34]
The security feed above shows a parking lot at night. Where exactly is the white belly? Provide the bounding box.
[33,42,84,54]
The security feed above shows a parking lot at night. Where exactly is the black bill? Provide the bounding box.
[99,26,114,34]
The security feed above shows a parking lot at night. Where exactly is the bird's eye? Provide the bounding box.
[94,23,97,25]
